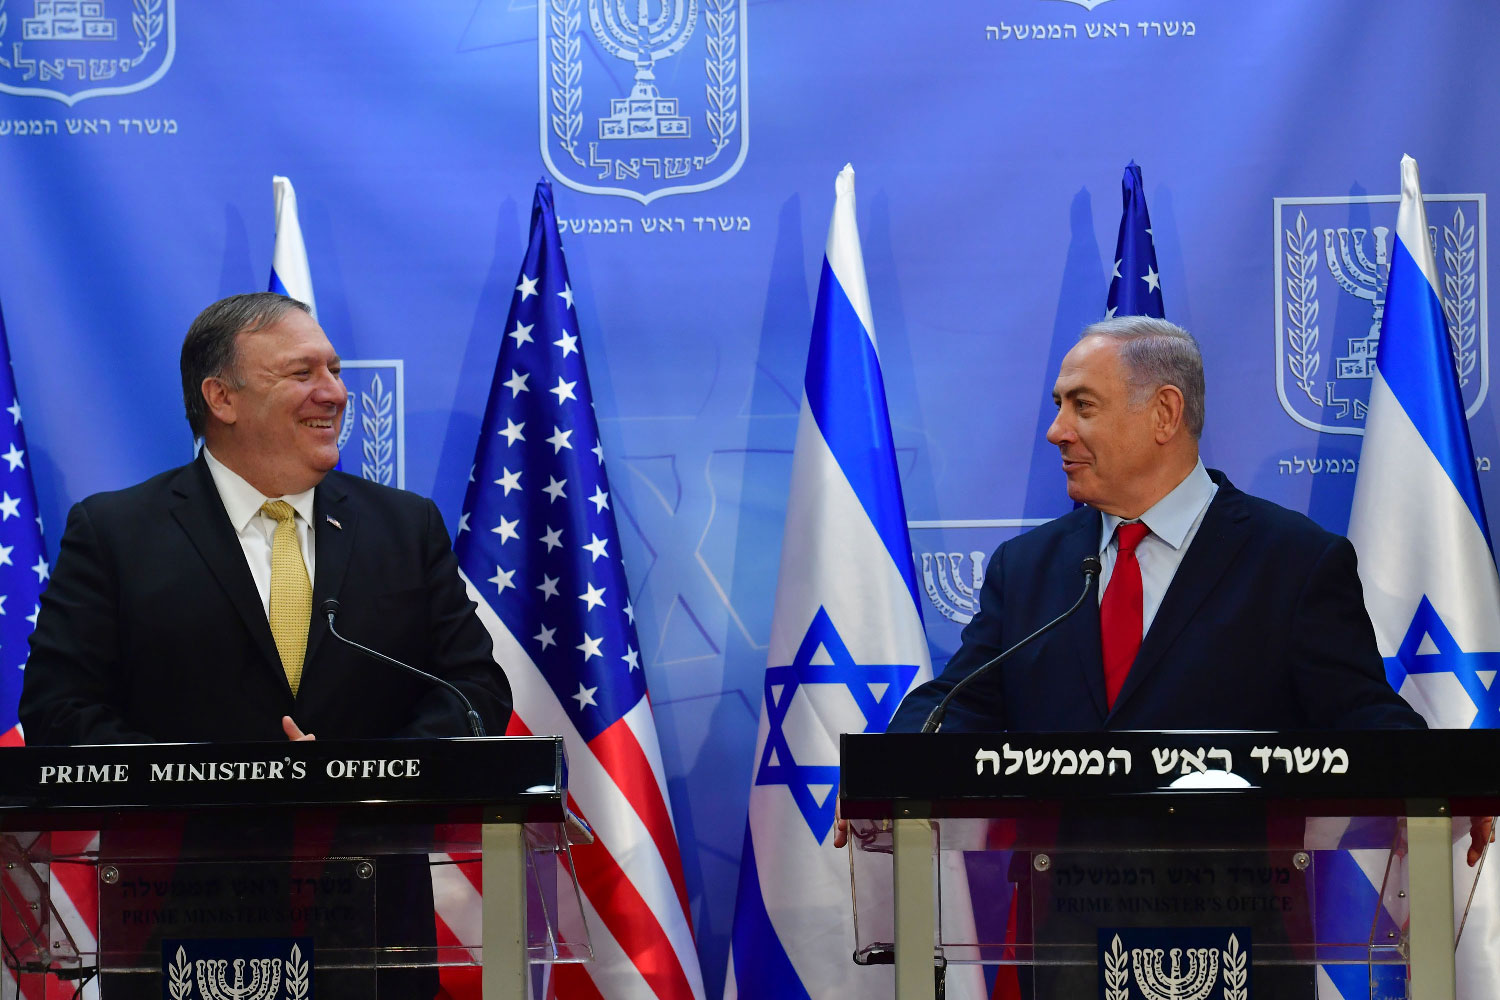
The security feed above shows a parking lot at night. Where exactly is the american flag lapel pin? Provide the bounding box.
[324,515,342,530]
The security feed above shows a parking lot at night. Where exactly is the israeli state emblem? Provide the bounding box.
[538,0,749,203]
[337,361,405,488]
[0,0,175,104]
[1100,929,1250,1000]
[1274,193,1489,435]
[164,939,311,1000]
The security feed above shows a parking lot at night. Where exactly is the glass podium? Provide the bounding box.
[842,731,1492,1000]
[0,737,590,999]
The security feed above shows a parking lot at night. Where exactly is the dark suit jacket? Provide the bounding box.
[19,455,511,745]
[889,471,1424,732]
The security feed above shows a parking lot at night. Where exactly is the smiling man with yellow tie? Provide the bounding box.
[18,292,511,1000]
[19,290,510,747]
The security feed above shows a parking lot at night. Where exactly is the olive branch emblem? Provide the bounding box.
[361,373,395,486]
[702,0,739,166]
[167,945,192,1000]
[1443,206,1478,389]
[549,0,585,167]
[1103,933,1130,1000]
[131,0,165,68]
[1221,933,1247,1000]
[1284,210,1322,405]
[285,942,310,1000]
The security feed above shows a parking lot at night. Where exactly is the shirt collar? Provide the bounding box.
[1098,458,1216,552]
[202,447,317,532]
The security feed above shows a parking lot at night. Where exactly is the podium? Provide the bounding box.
[0,737,589,999]
[841,731,1493,1000]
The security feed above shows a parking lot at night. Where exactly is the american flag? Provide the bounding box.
[1105,160,1164,320]
[454,179,705,1000]
[0,306,46,745]
[0,305,99,1000]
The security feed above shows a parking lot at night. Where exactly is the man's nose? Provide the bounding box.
[313,370,346,405]
[1046,411,1070,445]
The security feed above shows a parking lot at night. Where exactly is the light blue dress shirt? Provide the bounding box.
[1097,459,1219,636]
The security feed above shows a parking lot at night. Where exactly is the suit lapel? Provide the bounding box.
[1058,510,1109,723]
[305,477,357,670]
[168,457,284,685]
[1107,475,1252,720]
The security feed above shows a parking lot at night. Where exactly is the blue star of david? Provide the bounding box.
[755,606,920,843]
[1384,596,1500,728]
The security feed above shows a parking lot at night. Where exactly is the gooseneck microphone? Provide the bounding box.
[920,557,1102,734]
[321,599,488,737]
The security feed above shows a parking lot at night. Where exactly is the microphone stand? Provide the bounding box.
[321,600,488,738]
[921,558,1101,734]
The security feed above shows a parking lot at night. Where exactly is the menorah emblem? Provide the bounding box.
[193,956,282,1000]
[590,0,696,140]
[1322,226,1390,380]
[542,0,746,201]
[1277,194,1488,436]
[921,550,986,625]
[1129,946,1219,1000]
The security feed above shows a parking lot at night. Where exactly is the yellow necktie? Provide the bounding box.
[261,500,311,695]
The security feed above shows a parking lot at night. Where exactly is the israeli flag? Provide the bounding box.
[269,175,317,316]
[723,165,933,997]
[1347,154,1500,997]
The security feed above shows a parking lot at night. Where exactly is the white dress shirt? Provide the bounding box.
[202,447,317,618]
[1097,459,1218,636]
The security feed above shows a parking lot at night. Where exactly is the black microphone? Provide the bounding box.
[321,598,488,738]
[920,557,1102,734]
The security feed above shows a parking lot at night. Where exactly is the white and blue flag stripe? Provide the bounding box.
[1347,154,1500,998]
[268,175,317,316]
[724,165,932,998]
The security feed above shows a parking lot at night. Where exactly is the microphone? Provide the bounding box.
[320,598,488,738]
[920,557,1102,734]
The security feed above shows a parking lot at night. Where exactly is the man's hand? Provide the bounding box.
[832,798,849,849]
[282,715,316,741]
[1469,816,1494,868]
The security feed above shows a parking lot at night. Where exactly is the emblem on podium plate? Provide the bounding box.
[164,939,310,1000]
[0,0,175,104]
[539,0,749,203]
[1100,929,1249,1000]
[1274,193,1488,435]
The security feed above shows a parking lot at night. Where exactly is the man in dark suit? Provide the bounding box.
[20,292,509,742]
[19,292,509,997]
[871,318,1436,999]
[888,315,1423,734]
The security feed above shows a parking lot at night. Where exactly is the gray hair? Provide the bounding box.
[1080,315,1205,438]
[180,293,311,436]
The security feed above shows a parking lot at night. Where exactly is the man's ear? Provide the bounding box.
[201,377,236,427]
[1153,384,1186,444]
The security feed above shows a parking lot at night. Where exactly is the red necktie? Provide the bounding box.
[1100,521,1150,709]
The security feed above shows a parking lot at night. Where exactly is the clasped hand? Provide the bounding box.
[282,716,316,741]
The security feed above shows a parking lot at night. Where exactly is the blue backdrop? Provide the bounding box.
[1,1,1495,992]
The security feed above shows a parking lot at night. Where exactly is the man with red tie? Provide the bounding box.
[887,315,1424,733]
[875,319,1444,999]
